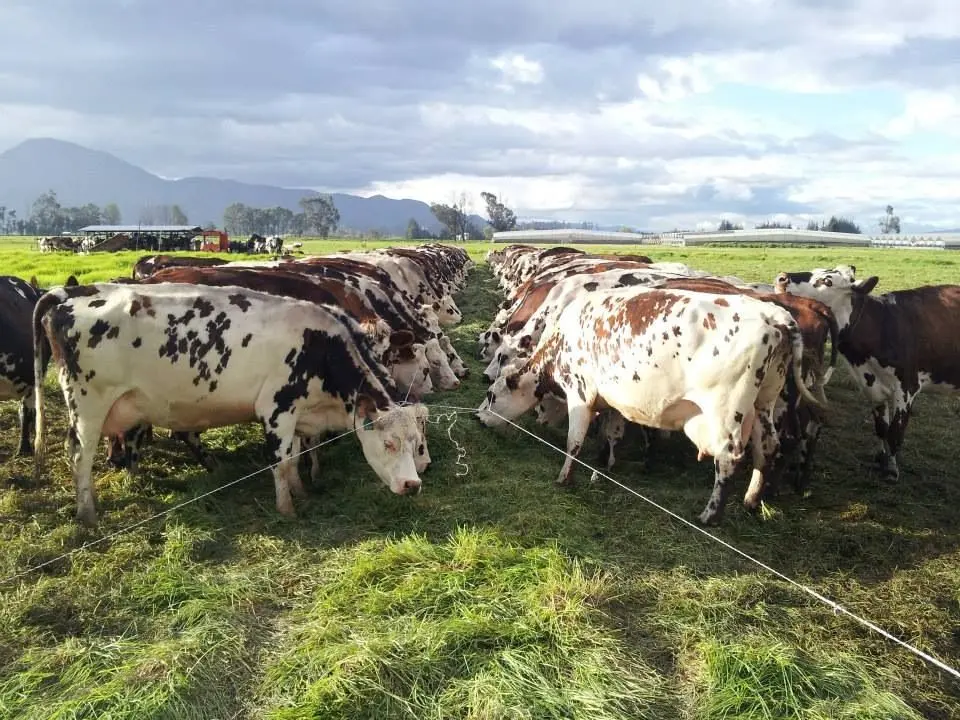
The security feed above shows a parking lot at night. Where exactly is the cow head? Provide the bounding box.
[478,329,502,360]
[774,266,878,328]
[427,297,463,327]
[476,366,539,427]
[354,396,426,495]
[383,331,434,398]
[534,391,567,427]
[482,334,533,383]
[435,334,468,378]
[423,338,460,390]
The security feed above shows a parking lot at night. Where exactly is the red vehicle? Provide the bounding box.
[198,230,229,252]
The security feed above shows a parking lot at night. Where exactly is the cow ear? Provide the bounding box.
[854,276,878,295]
[29,276,39,288]
[355,394,380,423]
[65,275,79,287]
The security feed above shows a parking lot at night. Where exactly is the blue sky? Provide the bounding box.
[0,0,957,232]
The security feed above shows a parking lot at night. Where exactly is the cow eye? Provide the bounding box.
[384,439,400,452]
[824,278,833,287]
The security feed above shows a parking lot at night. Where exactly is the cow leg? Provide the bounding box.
[699,456,740,525]
[122,424,151,476]
[743,407,780,512]
[261,417,298,516]
[16,396,35,456]
[881,392,913,481]
[597,409,625,471]
[793,418,822,494]
[872,393,913,481]
[173,431,217,471]
[68,416,106,527]
[287,435,307,499]
[556,403,594,486]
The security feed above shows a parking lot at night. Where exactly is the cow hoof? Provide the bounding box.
[76,508,98,528]
[15,447,33,458]
[696,509,722,526]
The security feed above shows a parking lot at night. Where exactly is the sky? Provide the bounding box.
[0,1,958,232]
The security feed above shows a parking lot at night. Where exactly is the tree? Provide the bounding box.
[7,209,16,234]
[102,203,122,225]
[430,203,465,240]
[481,191,517,232]
[170,204,188,225]
[30,190,64,234]
[299,194,340,238]
[406,218,425,240]
[806,219,821,231]
[755,221,792,229]
[717,218,743,231]
[878,204,901,234]
[823,216,861,234]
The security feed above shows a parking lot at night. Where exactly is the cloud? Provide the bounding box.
[0,0,957,230]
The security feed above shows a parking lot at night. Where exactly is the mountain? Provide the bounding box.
[0,138,487,235]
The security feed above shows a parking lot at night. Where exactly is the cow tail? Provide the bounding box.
[32,289,65,480]
[821,306,840,386]
[789,322,827,411]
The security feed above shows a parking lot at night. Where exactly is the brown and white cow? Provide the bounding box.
[33,282,429,526]
[477,286,825,525]
[775,264,960,481]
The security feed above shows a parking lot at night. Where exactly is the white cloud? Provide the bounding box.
[489,52,544,90]
[882,90,960,137]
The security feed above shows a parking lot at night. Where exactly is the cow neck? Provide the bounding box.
[844,291,869,336]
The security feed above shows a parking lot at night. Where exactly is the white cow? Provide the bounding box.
[33,282,429,526]
[478,286,824,525]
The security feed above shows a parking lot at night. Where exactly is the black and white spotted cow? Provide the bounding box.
[477,286,825,525]
[0,274,77,457]
[33,282,429,526]
[775,264,960,481]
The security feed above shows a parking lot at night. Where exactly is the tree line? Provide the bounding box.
[719,205,902,235]
[222,196,340,237]
[0,190,191,236]
[1,187,906,239]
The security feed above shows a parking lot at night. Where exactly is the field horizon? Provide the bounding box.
[0,238,957,718]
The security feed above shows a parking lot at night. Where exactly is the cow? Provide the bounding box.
[225,255,469,379]
[0,275,78,457]
[477,286,825,525]
[654,276,837,491]
[132,254,230,281]
[329,252,463,327]
[102,264,440,473]
[32,282,429,526]
[136,266,435,397]
[774,265,960,481]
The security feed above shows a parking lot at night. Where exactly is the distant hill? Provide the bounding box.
[0,138,487,235]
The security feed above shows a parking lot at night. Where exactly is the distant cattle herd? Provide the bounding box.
[0,242,957,528]
[36,233,293,255]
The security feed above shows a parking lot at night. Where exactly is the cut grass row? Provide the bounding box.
[0,239,956,718]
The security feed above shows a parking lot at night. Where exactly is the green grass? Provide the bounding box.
[0,237,958,718]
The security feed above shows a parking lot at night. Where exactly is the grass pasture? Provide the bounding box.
[0,236,958,718]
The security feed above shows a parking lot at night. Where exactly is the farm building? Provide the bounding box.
[492,227,960,249]
[78,224,203,252]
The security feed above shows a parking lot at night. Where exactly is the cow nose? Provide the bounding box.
[450,378,461,389]
[403,478,422,494]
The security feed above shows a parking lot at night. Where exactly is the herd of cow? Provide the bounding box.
[0,241,956,529]
[1,244,470,527]
[476,245,958,525]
